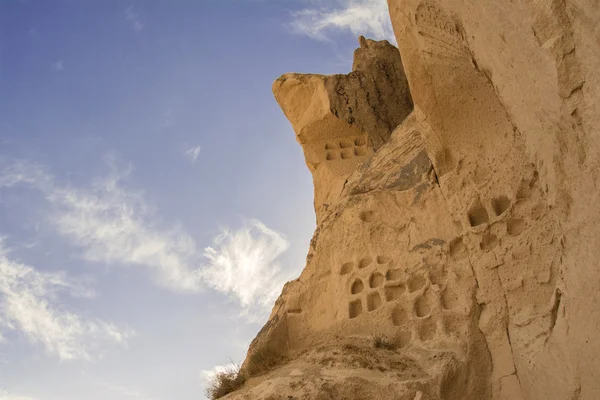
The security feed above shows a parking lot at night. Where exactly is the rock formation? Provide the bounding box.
[273,38,413,224]
[220,1,600,399]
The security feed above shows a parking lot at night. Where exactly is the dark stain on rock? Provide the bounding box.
[412,182,431,205]
[411,238,446,252]
[388,150,432,191]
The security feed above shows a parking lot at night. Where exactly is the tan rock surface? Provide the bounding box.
[219,1,600,399]
[272,38,413,224]
[386,0,600,398]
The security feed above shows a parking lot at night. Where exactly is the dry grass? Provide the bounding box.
[204,364,246,400]
[342,343,360,352]
[205,348,283,398]
[371,334,396,350]
[246,347,281,377]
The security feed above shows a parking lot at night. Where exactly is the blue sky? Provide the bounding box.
[0,1,393,399]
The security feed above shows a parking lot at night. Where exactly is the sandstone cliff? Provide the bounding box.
[216,1,600,399]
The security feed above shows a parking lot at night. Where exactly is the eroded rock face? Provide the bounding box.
[226,1,600,399]
[387,0,600,398]
[273,38,413,224]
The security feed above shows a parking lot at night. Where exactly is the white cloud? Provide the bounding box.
[49,171,203,292]
[0,239,132,361]
[202,220,291,319]
[125,7,144,32]
[0,389,37,400]
[0,159,293,316]
[95,381,155,400]
[0,159,52,188]
[290,0,394,41]
[0,158,203,293]
[53,61,64,71]
[185,146,201,163]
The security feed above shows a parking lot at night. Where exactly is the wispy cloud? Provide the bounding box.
[184,146,201,163]
[95,380,155,400]
[202,220,290,320]
[0,238,132,361]
[53,61,64,71]
[0,158,203,292]
[0,389,37,400]
[0,158,292,316]
[125,7,144,32]
[289,0,394,41]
